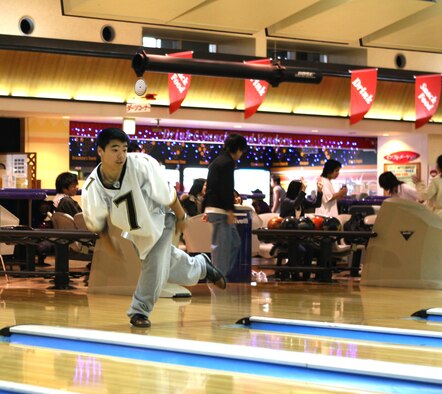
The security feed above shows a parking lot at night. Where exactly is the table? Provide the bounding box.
[253,228,375,282]
[0,189,47,227]
[0,228,98,289]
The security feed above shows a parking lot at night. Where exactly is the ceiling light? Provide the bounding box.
[123,118,136,135]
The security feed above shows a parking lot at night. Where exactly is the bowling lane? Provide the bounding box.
[0,340,377,394]
[1,325,442,393]
[236,316,442,347]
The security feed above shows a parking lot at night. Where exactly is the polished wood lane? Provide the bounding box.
[1,273,442,392]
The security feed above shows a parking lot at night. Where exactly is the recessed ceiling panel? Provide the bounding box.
[63,0,206,24]
[267,0,432,45]
[362,4,442,53]
[169,0,318,34]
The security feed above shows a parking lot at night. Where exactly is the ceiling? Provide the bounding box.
[62,0,442,53]
[1,0,441,137]
[59,0,442,134]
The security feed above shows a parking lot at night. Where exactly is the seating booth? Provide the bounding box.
[361,198,442,289]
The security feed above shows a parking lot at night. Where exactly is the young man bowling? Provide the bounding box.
[82,128,226,328]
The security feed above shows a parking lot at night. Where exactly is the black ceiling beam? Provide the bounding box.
[0,34,429,84]
[132,50,322,87]
[0,34,138,59]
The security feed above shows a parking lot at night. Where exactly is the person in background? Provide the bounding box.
[35,172,81,267]
[233,189,243,205]
[128,141,142,153]
[413,154,442,218]
[270,175,286,214]
[315,159,347,217]
[180,178,206,217]
[251,189,271,214]
[205,133,248,277]
[53,172,82,217]
[280,178,323,280]
[81,128,226,328]
[280,178,323,219]
[378,171,417,201]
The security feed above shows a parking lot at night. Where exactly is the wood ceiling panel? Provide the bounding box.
[0,49,440,123]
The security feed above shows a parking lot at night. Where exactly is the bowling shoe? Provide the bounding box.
[201,253,227,289]
[130,313,151,328]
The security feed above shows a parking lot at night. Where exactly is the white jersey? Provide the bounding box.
[315,176,339,217]
[82,153,176,259]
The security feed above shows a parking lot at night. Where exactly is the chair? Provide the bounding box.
[364,214,377,227]
[334,214,368,276]
[348,205,376,217]
[251,211,263,257]
[52,211,93,256]
[73,212,89,231]
[182,214,212,254]
[0,205,20,283]
[362,198,442,289]
[256,213,281,259]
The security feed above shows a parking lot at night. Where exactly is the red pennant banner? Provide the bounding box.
[415,74,441,129]
[168,51,193,114]
[350,68,377,125]
[244,59,271,119]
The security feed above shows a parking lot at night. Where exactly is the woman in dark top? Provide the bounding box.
[180,178,206,217]
[279,178,323,280]
[280,178,323,218]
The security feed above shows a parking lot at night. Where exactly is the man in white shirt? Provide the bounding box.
[315,159,347,217]
[82,128,226,328]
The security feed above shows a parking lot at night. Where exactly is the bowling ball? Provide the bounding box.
[322,216,341,231]
[297,216,315,230]
[267,216,283,229]
[280,216,299,230]
[311,215,325,230]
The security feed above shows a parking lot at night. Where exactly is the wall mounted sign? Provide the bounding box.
[384,151,420,163]
[384,163,420,185]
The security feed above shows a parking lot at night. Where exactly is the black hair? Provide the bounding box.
[55,172,78,193]
[271,174,281,185]
[321,159,342,177]
[97,128,130,150]
[437,155,442,176]
[286,180,302,199]
[223,133,248,154]
[233,189,243,204]
[128,141,141,152]
[189,178,206,197]
[378,171,403,193]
